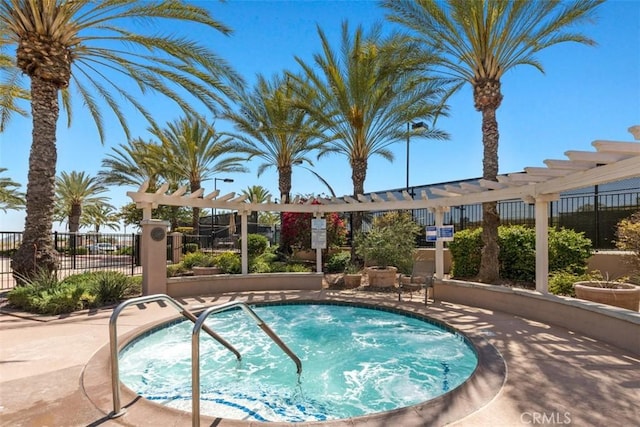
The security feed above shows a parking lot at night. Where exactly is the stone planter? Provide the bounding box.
[366,266,398,287]
[343,274,362,289]
[192,266,221,276]
[574,281,640,311]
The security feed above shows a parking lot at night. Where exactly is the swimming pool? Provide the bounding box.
[118,302,478,422]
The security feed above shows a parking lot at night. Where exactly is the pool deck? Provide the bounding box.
[1,288,639,427]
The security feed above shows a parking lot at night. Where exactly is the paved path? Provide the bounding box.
[1,289,638,426]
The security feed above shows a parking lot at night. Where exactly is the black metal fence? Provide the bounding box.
[0,232,141,290]
[375,177,640,248]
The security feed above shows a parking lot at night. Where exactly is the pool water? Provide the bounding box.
[119,303,478,422]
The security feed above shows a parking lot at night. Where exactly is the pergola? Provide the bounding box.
[128,125,640,293]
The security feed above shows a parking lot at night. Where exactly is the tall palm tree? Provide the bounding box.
[81,203,120,233]
[292,21,449,239]
[0,167,24,212]
[150,115,248,234]
[383,0,604,282]
[242,185,272,204]
[224,73,325,205]
[2,0,242,279]
[55,171,109,233]
[99,139,165,190]
[99,138,188,231]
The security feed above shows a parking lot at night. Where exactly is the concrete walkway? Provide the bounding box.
[1,289,638,426]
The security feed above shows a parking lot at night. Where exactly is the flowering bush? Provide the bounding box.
[281,199,347,250]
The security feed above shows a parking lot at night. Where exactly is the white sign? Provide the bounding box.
[426,226,437,242]
[438,225,455,241]
[426,225,454,242]
[311,218,327,249]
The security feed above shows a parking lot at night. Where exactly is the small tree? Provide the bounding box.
[354,212,421,274]
[616,211,640,284]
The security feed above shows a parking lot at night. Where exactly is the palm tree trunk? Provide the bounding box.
[68,203,81,232]
[478,106,501,282]
[278,165,293,253]
[350,157,367,263]
[11,76,60,280]
[191,181,201,235]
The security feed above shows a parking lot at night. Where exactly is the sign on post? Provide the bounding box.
[311,218,327,249]
[426,226,437,242]
[426,225,454,242]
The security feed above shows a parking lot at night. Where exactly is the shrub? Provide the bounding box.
[286,263,312,272]
[448,228,482,278]
[245,234,269,257]
[498,226,536,282]
[88,271,133,306]
[548,228,592,274]
[167,263,188,277]
[616,211,640,284]
[182,251,216,268]
[354,211,421,274]
[449,226,592,282]
[325,251,351,273]
[213,251,241,274]
[249,258,272,273]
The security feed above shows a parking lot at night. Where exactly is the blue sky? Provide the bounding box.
[1,0,639,232]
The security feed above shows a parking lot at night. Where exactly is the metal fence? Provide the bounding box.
[1,232,141,290]
[373,177,640,248]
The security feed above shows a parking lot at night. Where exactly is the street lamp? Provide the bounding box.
[406,121,426,194]
[213,178,234,238]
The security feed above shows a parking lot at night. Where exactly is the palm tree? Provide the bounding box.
[292,22,449,239]
[383,0,604,282]
[242,185,272,204]
[99,139,165,190]
[2,0,242,279]
[55,171,109,233]
[224,73,325,206]
[150,115,248,234]
[0,47,29,132]
[99,138,189,231]
[81,203,120,233]
[0,168,24,212]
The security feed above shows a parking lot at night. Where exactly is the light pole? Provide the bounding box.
[406,121,426,194]
[213,178,234,239]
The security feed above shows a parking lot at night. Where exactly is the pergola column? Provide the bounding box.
[434,207,447,280]
[530,194,559,293]
[140,219,169,295]
[240,210,249,274]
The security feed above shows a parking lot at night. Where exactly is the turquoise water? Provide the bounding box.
[119,303,477,422]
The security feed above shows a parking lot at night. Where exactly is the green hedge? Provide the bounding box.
[449,225,592,282]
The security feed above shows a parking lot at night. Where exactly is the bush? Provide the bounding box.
[449,225,592,282]
[88,271,133,306]
[182,251,216,268]
[167,263,188,277]
[498,226,536,282]
[354,211,421,274]
[245,234,269,257]
[548,228,592,274]
[448,228,482,278]
[325,251,351,273]
[213,251,241,274]
[616,211,640,284]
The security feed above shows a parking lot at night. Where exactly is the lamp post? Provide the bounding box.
[406,121,426,194]
[213,178,234,238]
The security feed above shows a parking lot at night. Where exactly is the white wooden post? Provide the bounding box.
[434,207,445,280]
[241,210,249,274]
[533,194,559,293]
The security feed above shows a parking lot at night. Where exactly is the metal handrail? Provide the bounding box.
[108,294,242,418]
[191,301,302,427]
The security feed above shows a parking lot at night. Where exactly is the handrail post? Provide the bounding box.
[108,294,242,418]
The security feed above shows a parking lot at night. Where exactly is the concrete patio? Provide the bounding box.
[1,288,639,426]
